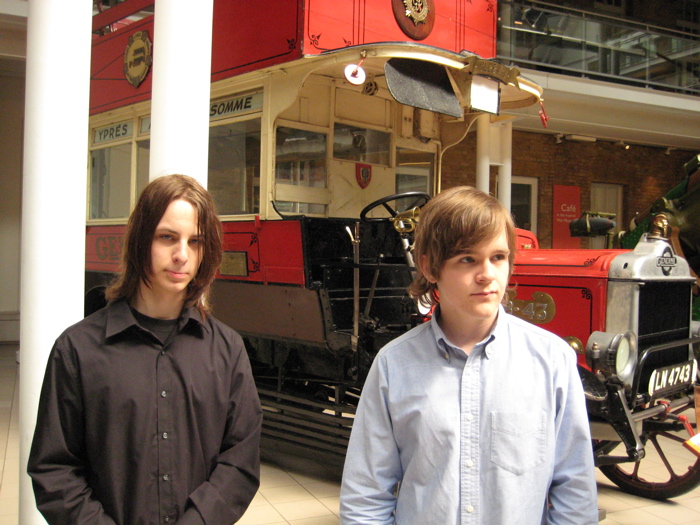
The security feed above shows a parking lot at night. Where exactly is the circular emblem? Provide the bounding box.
[123,31,153,88]
[392,0,435,40]
[657,247,677,276]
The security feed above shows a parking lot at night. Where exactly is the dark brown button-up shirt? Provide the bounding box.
[28,300,262,525]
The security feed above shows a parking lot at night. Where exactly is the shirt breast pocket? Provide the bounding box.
[490,411,547,475]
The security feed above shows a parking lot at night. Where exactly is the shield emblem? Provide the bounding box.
[356,163,372,189]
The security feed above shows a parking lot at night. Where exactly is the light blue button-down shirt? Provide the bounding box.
[340,307,598,525]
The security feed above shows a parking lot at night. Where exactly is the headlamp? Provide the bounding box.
[585,331,638,385]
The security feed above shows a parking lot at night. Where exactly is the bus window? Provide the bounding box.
[208,119,261,216]
[333,123,390,166]
[396,147,434,194]
[89,143,132,220]
[275,127,328,216]
[136,139,150,197]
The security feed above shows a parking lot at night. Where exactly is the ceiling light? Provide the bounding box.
[555,133,563,144]
[616,140,630,150]
[565,134,596,143]
[345,52,367,85]
[344,64,366,85]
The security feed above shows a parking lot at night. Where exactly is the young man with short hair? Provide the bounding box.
[340,186,598,524]
[28,174,262,525]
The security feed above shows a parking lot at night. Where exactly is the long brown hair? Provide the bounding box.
[408,186,516,308]
[105,174,223,316]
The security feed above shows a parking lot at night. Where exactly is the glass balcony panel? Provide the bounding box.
[497,1,700,95]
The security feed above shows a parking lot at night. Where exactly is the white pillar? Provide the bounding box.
[19,1,92,523]
[498,121,513,212]
[475,113,490,193]
[149,0,214,187]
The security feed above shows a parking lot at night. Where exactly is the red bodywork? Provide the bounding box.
[87,221,628,371]
[85,226,125,273]
[512,248,627,367]
[220,220,305,285]
[87,220,307,285]
[90,0,497,114]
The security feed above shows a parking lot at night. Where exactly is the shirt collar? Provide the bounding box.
[429,305,503,361]
[105,299,208,340]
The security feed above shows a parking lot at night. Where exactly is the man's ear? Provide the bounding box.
[420,254,437,283]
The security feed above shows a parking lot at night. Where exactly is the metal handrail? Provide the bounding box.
[498,0,700,96]
[517,0,700,40]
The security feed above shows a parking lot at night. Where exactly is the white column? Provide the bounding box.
[475,113,490,193]
[498,121,513,212]
[149,0,214,187]
[19,1,92,523]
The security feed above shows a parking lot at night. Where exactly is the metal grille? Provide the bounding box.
[635,281,693,397]
[638,281,691,349]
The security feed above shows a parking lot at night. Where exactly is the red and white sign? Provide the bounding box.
[552,185,581,248]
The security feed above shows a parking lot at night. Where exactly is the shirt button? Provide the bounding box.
[467,505,474,513]
[162,432,168,439]
[164,517,171,523]
[160,350,165,356]
[162,474,170,481]
[466,413,473,421]
[160,390,167,398]
[466,460,474,467]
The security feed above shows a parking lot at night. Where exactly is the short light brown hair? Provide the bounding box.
[408,186,516,307]
[105,174,223,316]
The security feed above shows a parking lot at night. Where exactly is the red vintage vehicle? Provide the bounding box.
[86,0,700,501]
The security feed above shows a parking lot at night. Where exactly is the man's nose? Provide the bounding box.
[477,260,495,281]
[173,241,189,263]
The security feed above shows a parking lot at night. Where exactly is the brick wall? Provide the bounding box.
[441,130,696,248]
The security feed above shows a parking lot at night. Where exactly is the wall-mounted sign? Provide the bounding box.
[552,185,581,248]
[209,93,263,122]
[123,31,152,88]
[99,93,264,140]
[93,121,134,145]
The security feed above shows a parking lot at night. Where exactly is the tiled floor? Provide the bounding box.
[4,341,700,524]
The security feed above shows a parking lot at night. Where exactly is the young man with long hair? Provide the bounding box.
[28,175,262,525]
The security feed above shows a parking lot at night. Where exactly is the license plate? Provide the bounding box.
[648,360,697,396]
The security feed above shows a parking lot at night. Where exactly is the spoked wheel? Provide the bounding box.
[597,402,700,500]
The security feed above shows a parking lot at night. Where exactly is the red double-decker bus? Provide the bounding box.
[86,0,540,439]
[86,0,700,500]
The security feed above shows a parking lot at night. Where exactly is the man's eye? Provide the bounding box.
[461,256,474,263]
